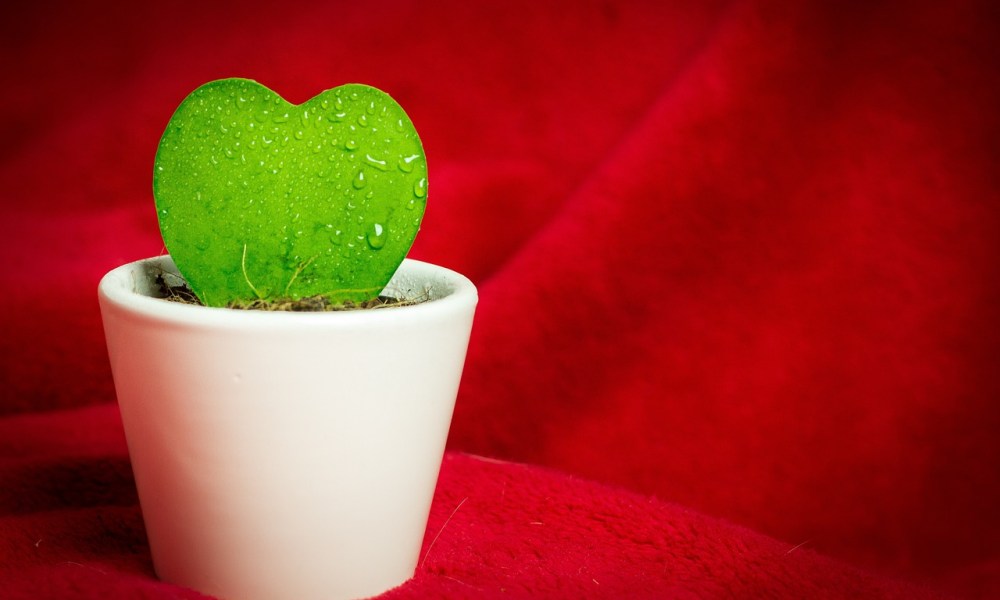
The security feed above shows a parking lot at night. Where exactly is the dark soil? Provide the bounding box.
[154,274,420,312]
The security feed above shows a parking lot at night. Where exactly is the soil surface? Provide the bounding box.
[154,274,419,311]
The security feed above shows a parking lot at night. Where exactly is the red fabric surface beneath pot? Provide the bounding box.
[0,406,946,599]
[1,1,998,598]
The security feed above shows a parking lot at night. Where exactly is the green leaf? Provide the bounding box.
[153,78,427,307]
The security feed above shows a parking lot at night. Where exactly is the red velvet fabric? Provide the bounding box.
[2,1,998,598]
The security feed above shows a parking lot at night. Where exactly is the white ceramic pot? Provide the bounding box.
[98,255,477,600]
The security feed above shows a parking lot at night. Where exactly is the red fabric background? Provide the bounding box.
[2,1,998,597]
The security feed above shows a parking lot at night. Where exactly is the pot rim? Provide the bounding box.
[99,254,477,330]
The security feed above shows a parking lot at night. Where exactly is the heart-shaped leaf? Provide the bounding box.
[153,78,427,307]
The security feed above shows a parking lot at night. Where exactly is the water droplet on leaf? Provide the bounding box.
[353,171,366,189]
[365,154,389,171]
[398,154,419,173]
[367,223,387,249]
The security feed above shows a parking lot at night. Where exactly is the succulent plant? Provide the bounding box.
[153,78,427,307]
